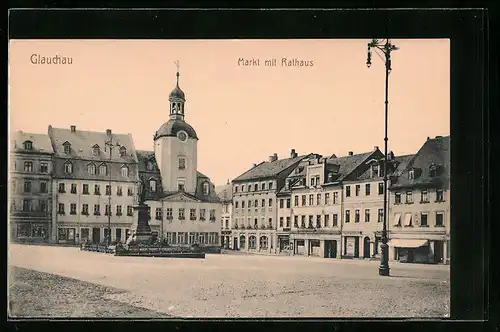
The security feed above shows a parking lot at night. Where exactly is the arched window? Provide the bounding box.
[260,236,268,250]
[249,236,257,249]
[23,141,33,150]
[149,179,157,192]
[63,141,71,154]
[239,235,246,250]
[121,165,129,177]
[146,161,154,171]
[119,146,127,157]
[99,164,107,175]
[87,163,96,175]
[92,144,100,156]
[203,182,210,195]
[64,161,73,174]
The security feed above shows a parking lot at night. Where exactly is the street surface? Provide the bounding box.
[9,244,450,318]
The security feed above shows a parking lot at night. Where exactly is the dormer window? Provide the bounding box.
[429,165,437,177]
[119,146,127,157]
[178,178,185,192]
[371,164,380,178]
[99,164,107,175]
[87,163,96,175]
[261,183,266,190]
[408,169,415,180]
[92,144,100,156]
[203,182,210,195]
[254,184,258,191]
[121,165,129,177]
[64,161,73,174]
[63,141,71,154]
[146,161,154,171]
[149,179,157,192]
[23,141,33,150]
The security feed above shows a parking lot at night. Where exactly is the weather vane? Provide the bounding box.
[174,60,180,72]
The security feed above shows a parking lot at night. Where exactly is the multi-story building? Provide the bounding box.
[389,136,450,264]
[48,125,139,244]
[138,69,221,252]
[216,181,233,249]
[231,149,310,254]
[9,131,54,242]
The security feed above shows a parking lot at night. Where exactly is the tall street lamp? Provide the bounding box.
[366,38,398,276]
[105,135,120,246]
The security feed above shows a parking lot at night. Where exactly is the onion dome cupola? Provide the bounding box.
[169,61,186,121]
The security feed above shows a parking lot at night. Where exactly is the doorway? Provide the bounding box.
[354,237,360,258]
[92,228,100,244]
[433,241,444,263]
[324,240,337,258]
[233,237,238,250]
[363,237,371,258]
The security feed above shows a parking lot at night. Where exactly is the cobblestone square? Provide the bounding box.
[9,244,449,318]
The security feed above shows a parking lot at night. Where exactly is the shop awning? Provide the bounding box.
[393,213,401,226]
[389,239,428,248]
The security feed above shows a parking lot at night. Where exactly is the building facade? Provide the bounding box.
[389,136,450,264]
[48,125,139,244]
[138,69,221,252]
[216,181,233,249]
[9,131,54,242]
[231,150,307,254]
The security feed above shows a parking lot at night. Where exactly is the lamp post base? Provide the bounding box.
[378,242,390,276]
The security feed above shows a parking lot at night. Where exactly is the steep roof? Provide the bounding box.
[11,131,54,154]
[48,126,137,163]
[216,183,233,202]
[232,155,309,182]
[327,150,382,181]
[391,136,450,190]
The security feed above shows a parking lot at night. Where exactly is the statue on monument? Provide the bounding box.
[138,177,147,205]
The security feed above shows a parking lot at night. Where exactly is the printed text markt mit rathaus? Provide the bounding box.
[238,58,314,67]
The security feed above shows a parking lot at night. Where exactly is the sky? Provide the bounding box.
[9,39,449,186]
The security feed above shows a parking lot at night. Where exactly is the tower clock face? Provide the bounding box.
[178,131,187,142]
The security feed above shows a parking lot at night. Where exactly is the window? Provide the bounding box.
[268,218,273,228]
[119,146,127,157]
[23,200,33,212]
[40,181,48,193]
[309,195,313,206]
[365,184,371,195]
[58,203,65,214]
[149,179,157,192]
[106,185,111,196]
[420,213,428,226]
[421,190,429,203]
[332,214,338,227]
[395,192,401,204]
[333,192,338,204]
[189,208,196,220]
[279,217,284,227]
[247,185,251,192]
[71,183,77,194]
[355,185,360,196]
[146,161,154,171]
[210,209,216,222]
[116,205,122,216]
[324,214,330,227]
[235,201,239,209]
[87,163,96,175]
[294,195,299,206]
[127,205,133,216]
[355,209,360,223]
[254,184,258,191]
[64,162,73,174]
[128,187,134,196]
[429,165,437,177]
[105,205,111,216]
[58,183,64,193]
[436,212,444,227]
[378,209,383,222]
[254,199,259,207]
[234,185,239,193]
[179,208,185,220]
[409,169,415,180]
[345,210,350,223]
[241,185,245,192]
[269,182,273,189]
[200,209,206,221]
[121,166,129,177]
[116,186,122,196]
[308,215,313,228]
[260,236,268,250]
[24,141,33,150]
[316,175,320,185]
[99,164,107,175]
[241,201,245,209]
[166,208,173,220]
[286,199,290,208]
[178,157,186,170]
[178,180,185,192]
[39,200,47,212]
[279,199,284,209]
[301,216,306,228]
[268,198,273,207]
[286,217,290,227]
[92,145,100,156]
[378,182,384,195]
[94,185,100,195]
[346,186,351,197]
[261,183,266,190]
[294,216,299,227]
[70,204,77,215]
[325,193,330,205]
[317,194,321,205]
[156,208,163,220]
[311,177,315,186]
[24,161,33,172]
[63,142,71,154]
[248,200,252,208]
[365,209,370,222]
[82,204,89,215]
[83,184,89,194]
[301,195,306,206]
[406,191,413,203]
[40,162,48,173]
[249,236,257,249]
[316,215,321,228]
[436,189,444,202]
[371,164,379,178]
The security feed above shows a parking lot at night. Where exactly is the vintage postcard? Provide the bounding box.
[8,38,450,318]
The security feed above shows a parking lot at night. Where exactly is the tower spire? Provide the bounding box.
[174,60,180,86]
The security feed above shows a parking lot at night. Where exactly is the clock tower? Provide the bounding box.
[153,64,199,194]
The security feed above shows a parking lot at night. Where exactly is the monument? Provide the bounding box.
[130,178,153,244]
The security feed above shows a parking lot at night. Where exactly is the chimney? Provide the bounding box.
[253,163,257,168]
[348,151,353,156]
[374,146,379,151]
[435,135,442,139]
[427,136,430,141]
[290,149,297,158]
[106,129,112,136]
[70,125,76,132]
[389,151,395,160]
[274,153,278,161]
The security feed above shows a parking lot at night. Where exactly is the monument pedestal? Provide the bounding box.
[131,203,152,244]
